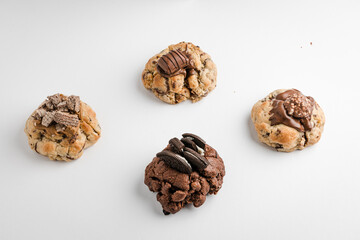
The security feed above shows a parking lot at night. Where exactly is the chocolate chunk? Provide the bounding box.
[169,137,185,154]
[180,137,198,151]
[156,150,192,174]
[183,147,209,171]
[182,133,206,149]
[157,50,190,78]
[66,95,80,113]
[53,111,79,127]
[188,69,197,76]
[48,94,62,106]
[41,112,54,127]
[171,190,187,202]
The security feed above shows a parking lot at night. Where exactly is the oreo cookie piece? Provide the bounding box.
[180,137,198,151]
[169,137,185,154]
[183,147,209,171]
[156,150,192,174]
[182,133,206,149]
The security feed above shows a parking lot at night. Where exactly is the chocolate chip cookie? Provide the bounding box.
[144,133,225,215]
[24,94,101,161]
[251,89,325,152]
[141,42,217,104]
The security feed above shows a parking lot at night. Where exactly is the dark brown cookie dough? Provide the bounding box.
[144,134,225,215]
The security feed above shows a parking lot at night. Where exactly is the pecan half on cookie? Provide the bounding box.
[24,93,101,161]
[251,89,325,152]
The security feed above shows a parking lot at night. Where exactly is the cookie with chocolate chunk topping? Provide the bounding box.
[142,42,217,104]
[251,89,325,152]
[24,93,101,161]
[144,133,225,215]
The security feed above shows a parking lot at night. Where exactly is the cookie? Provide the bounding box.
[251,89,325,152]
[141,42,217,104]
[144,133,225,215]
[24,94,101,161]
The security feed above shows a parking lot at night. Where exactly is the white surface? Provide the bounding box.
[1,0,360,239]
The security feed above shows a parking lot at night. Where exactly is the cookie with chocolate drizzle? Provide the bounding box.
[251,89,325,152]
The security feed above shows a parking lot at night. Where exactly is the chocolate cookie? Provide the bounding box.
[142,42,217,104]
[24,94,101,161]
[251,89,325,152]
[144,133,225,215]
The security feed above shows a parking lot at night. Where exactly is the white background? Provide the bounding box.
[1,0,359,239]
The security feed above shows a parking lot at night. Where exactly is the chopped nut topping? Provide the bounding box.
[284,93,314,118]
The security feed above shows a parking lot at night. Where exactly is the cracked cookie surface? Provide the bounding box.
[251,89,325,152]
[24,94,101,161]
[144,134,225,215]
[141,42,217,104]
